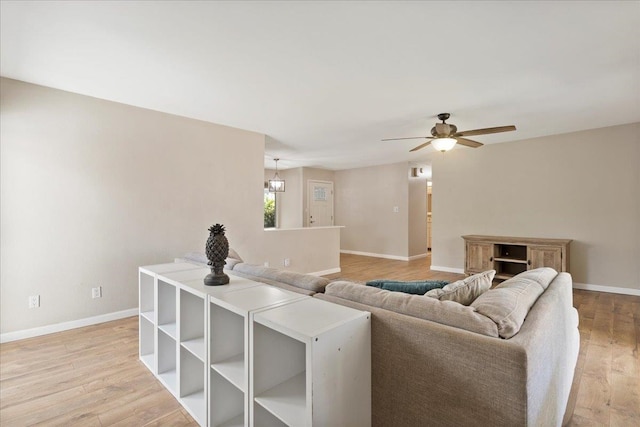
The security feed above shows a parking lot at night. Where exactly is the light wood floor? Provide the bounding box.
[1,253,638,426]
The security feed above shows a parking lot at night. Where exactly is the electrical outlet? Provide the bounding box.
[92,286,102,299]
[284,258,291,267]
[393,206,399,213]
[29,295,40,308]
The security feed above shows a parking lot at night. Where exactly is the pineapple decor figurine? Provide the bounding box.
[204,223,230,286]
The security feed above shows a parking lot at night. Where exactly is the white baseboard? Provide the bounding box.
[430,265,465,274]
[0,308,139,343]
[573,282,640,296]
[340,250,411,262]
[310,267,341,276]
[408,253,428,261]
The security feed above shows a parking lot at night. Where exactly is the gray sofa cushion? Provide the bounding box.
[425,270,495,305]
[471,267,558,338]
[233,263,329,294]
[325,281,499,337]
[230,270,316,296]
[180,252,209,265]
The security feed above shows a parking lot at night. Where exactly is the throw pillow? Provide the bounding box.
[425,270,495,305]
[366,280,449,295]
[228,248,243,262]
[224,247,243,270]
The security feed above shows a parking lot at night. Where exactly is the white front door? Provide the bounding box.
[308,180,334,227]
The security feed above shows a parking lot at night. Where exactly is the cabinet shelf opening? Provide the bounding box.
[254,371,307,427]
[211,352,245,391]
[495,260,527,278]
[181,338,205,361]
[210,369,245,427]
[495,244,527,260]
[253,404,288,426]
[252,322,306,426]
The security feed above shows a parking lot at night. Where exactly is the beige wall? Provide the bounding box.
[335,162,411,258]
[263,227,342,274]
[408,176,428,257]
[277,168,304,229]
[1,78,265,334]
[432,122,640,292]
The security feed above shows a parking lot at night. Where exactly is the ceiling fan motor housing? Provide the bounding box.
[432,123,457,137]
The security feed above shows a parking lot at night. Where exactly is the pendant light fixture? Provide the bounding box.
[268,158,285,192]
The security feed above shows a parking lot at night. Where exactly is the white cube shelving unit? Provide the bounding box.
[140,263,371,427]
[138,262,203,374]
[251,298,371,427]
[158,268,273,426]
[208,285,306,427]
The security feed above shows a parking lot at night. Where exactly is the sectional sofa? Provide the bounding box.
[176,252,579,426]
[318,268,579,426]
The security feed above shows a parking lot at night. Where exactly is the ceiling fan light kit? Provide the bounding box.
[383,112,516,153]
[431,137,457,152]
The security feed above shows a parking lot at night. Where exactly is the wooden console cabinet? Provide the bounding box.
[462,235,571,280]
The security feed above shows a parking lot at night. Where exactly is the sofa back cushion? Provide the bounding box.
[233,263,329,293]
[425,270,495,305]
[325,281,499,337]
[471,268,558,338]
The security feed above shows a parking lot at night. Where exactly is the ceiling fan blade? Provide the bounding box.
[409,140,432,152]
[454,125,516,137]
[456,137,483,148]
[381,136,433,141]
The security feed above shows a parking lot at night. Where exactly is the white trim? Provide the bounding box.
[309,267,341,276]
[408,253,428,261]
[0,308,139,343]
[430,265,466,274]
[573,282,640,296]
[340,249,411,261]
[264,226,344,232]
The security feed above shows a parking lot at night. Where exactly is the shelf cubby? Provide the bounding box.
[139,270,155,323]
[158,329,177,395]
[180,347,206,426]
[180,289,205,361]
[495,243,527,261]
[158,279,177,335]
[253,403,288,427]
[139,316,155,371]
[210,369,245,427]
[252,323,306,426]
[495,260,528,279]
[209,303,245,388]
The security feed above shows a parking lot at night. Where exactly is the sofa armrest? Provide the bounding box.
[508,272,580,426]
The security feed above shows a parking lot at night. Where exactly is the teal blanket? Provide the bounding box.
[365,279,449,295]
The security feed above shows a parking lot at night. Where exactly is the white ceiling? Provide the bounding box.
[2,1,639,171]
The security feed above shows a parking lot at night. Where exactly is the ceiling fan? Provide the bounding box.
[382,113,516,152]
